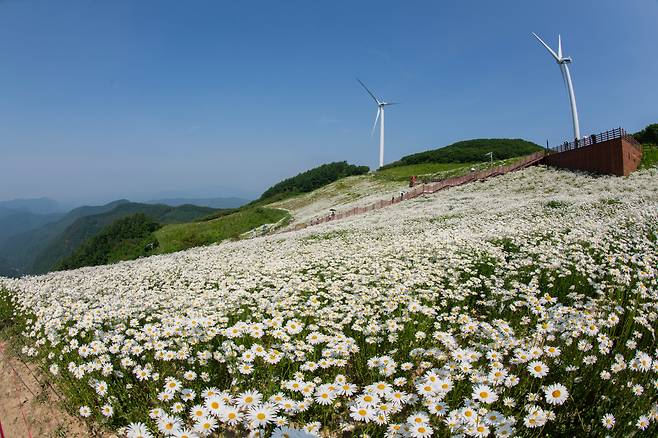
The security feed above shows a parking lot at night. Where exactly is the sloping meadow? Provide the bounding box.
[1,166,657,437]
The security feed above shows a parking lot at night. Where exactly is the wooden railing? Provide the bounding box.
[290,151,546,231]
[553,127,642,153]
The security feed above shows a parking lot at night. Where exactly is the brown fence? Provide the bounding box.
[552,127,642,154]
[289,151,546,231]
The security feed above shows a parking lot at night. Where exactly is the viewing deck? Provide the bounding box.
[542,128,642,176]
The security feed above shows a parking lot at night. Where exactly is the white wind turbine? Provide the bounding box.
[532,32,581,142]
[357,78,398,168]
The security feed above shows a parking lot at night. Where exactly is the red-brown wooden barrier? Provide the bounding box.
[288,151,546,231]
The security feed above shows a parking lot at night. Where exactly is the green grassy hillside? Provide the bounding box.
[383,138,543,168]
[30,202,217,273]
[634,123,658,170]
[640,145,658,169]
[56,213,161,271]
[375,156,527,182]
[258,161,369,203]
[153,207,288,254]
[53,207,288,270]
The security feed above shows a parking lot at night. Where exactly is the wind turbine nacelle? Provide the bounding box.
[559,57,572,64]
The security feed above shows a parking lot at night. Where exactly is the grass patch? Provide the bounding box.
[375,156,530,182]
[639,144,658,169]
[375,162,472,181]
[303,229,352,242]
[599,197,622,206]
[546,200,570,209]
[154,207,289,254]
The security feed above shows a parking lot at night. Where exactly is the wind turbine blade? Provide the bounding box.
[384,102,400,106]
[532,32,560,61]
[357,78,381,104]
[558,34,563,59]
[371,108,380,137]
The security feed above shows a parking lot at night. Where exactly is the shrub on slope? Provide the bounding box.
[634,123,658,146]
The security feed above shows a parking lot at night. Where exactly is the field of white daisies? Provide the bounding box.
[1,165,657,438]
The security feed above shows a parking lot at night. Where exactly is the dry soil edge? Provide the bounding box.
[0,341,115,438]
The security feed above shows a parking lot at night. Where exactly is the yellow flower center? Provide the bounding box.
[552,390,561,398]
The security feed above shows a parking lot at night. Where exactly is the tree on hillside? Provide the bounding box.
[260,161,369,201]
[57,213,161,271]
[634,124,658,145]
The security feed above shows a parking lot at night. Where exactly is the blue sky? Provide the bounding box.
[1,0,657,204]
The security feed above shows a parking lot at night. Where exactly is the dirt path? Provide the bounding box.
[0,341,112,438]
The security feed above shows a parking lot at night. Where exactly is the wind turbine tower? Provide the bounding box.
[357,79,398,168]
[532,33,581,142]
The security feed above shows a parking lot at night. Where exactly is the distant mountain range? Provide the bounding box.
[0,199,218,276]
[0,197,65,216]
[146,197,248,209]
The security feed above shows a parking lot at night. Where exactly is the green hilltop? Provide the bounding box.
[382,138,544,169]
[258,161,370,203]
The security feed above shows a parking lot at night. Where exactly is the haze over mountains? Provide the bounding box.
[146,197,248,209]
[0,197,65,215]
[0,196,248,277]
